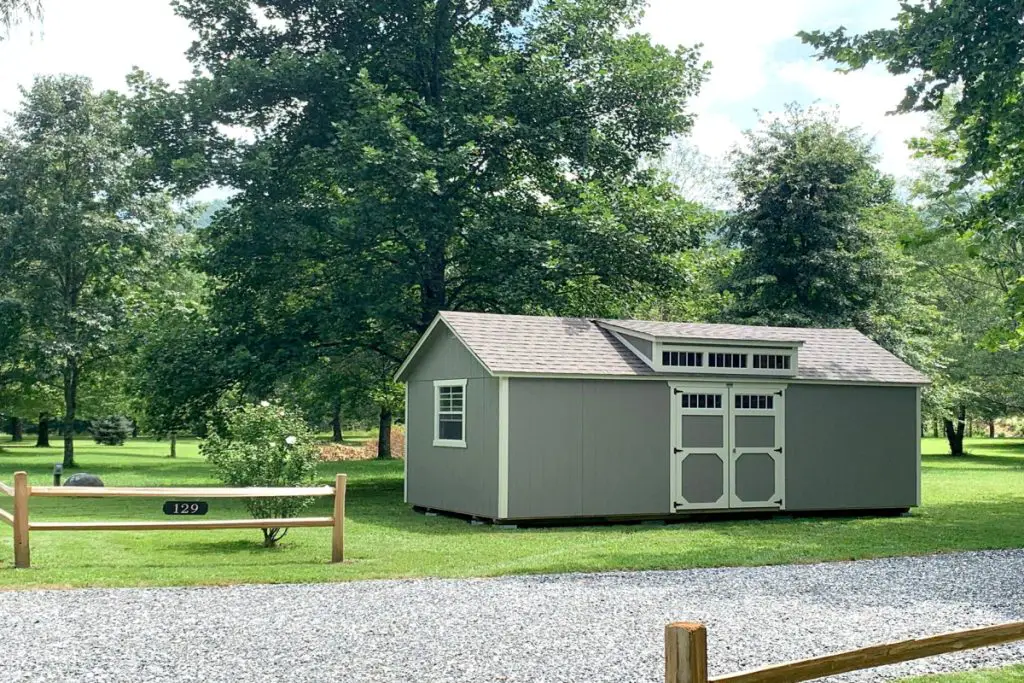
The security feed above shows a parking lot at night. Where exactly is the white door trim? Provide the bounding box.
[669,383,730,511]
[728,384,786,510]
[498,376,509,519]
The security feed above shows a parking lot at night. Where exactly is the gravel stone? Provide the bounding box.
[1,549,1023,682]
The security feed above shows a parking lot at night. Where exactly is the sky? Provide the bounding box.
[0,0,928,187]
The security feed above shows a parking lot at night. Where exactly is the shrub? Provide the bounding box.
[200,401,320,547]
[90,416,134,446]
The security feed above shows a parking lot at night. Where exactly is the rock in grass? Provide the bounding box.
[64,473,104,487]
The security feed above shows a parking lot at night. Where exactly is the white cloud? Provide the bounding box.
[640,0,820,104]
[775,60,930,178]
[0,0,194,118]
[639,0,928,181]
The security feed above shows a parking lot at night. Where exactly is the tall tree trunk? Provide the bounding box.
[932,419,939,438]
[943,405,966,456]
[169,432,177,459]
[419,239,447,332]
[36,412,50,447]
[132,420,139,438]
[377,405,393,460]
[62,356,77,468]
[989,419,996,439]
[9,416,23,442]
[331,399,344,443]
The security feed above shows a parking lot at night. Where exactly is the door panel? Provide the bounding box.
[671,386,729,511]
[729,386,785,509]
[671,383,786,512]
[680,452,726,504]
[734,452,777,503]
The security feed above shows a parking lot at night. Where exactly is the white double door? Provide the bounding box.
[670,383,786,511]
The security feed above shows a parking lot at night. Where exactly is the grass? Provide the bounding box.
[0,437,1021,590]
[899,665,1024,682]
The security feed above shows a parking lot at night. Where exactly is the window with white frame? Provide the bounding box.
[433,379,467,447]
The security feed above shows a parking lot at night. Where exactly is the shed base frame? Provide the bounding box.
[412,505,912,528]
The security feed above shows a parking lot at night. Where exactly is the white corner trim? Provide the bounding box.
[433,378,468,448]
[916,386,922,507]
[498,376,509,519]
[404,382,409,503]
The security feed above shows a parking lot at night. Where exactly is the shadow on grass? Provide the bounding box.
[922,453,1024,469]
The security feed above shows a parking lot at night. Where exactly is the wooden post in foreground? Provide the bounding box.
[666,622,708,683]
[331,474,347,563]
[13,471,30,569]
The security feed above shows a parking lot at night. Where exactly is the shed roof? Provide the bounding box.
[397,311,929,386]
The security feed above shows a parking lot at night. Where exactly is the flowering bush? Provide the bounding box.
[201,401,320,547]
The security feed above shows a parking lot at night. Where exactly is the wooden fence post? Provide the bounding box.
[331,473,346,563]
[13,471,30,569]
[666,622,708,683]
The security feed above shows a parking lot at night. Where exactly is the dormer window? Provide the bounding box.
[599,321,801,377]
[662,350,704,368]
[708,353,747,369]
[752,354,791,370]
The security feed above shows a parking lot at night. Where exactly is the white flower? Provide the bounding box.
[260,401,270,408]
[285,436,297,446]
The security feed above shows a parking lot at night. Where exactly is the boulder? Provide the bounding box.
[64,473,105,487]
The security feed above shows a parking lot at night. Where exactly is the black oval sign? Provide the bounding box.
[162,501,209,516]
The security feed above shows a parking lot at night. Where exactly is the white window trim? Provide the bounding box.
[433,379,468,448]
[654,342,798,376]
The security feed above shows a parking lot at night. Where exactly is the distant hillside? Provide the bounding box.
[196,199,230,228]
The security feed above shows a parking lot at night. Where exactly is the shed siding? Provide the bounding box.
[619,333,653,362]
[405,327,499,518]
[507,379,670,519]
[784,384,918,510]
[405,325,490,382]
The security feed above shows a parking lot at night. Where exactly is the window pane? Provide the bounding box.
[438,417,463,441]
[663,351,671,365]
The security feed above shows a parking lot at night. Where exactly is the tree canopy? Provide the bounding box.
[0,75,181,465]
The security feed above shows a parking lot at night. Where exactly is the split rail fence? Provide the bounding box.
[0,471,346,569]
[666,620,1024,683]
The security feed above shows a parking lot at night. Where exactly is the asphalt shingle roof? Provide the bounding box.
[431,311,930,385]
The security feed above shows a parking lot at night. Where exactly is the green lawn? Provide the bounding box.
[899,665,1024,682]
[0,437,1022,589]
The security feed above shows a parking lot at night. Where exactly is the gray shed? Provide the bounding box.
[395,312,930,522]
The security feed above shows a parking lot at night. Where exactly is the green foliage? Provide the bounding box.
[721,106,900,330]
[0,75,182,467]
[800,1,1024,340]
[127,0,711,392]
[0,0,41,31]
[89,415,133,446]
[2,436,1024,589]
[200,401,320,546]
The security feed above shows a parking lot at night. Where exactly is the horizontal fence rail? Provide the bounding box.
[27,485,336,498]
[666,620,1024,683]
[2,471,346,569]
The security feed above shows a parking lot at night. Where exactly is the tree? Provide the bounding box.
[800,2,1024,337]
[720,106,898,329]
[128,0,710,449]
[0,0,40,32]
[0,75,178,467]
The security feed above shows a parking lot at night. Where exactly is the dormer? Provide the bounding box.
[598,320,802,378]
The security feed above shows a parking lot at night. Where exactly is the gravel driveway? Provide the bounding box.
[2,550,1023,682]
